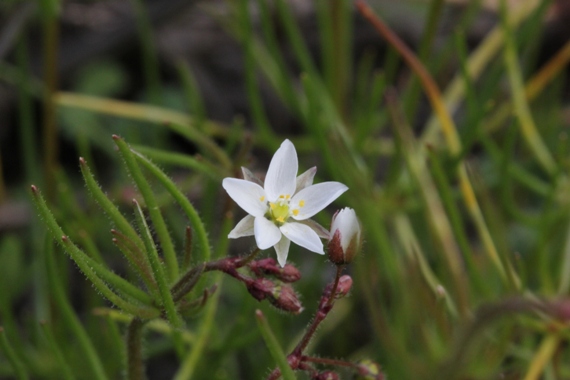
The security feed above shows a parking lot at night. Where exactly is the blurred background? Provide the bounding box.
[2,0,570,379]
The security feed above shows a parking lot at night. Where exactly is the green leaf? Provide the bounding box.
[255,310,296,380]
[113,135,180,280]
[30,185,158,317]
[132,148,211,263]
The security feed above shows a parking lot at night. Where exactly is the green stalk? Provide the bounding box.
[94,308,196,344]
[131,145,226,181]
[237,0,279,149]
[44,237,108,380]
[114,135,179,280]
[0,328,28,380]
[173,273,223,380]
[130,0,161,105]
[499,0,557,176]
[126,318,146,380]
[386,92,470,317]
[255,310,296,380]
[39,322,74,380]
[131,199,183,328]
[131,200,185,358]
[40,0,60,201]
[55,93,231,169]
[80,158,146,252]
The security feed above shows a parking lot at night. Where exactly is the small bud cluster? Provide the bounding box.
[243,258,303,314]
[249,258,301,283]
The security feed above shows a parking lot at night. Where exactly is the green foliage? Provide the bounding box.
[2,0,570,379]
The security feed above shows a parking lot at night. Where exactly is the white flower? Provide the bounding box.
[327,208,362,265]
[223,139,348,266]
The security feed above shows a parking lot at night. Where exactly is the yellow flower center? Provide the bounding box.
[269,199,290,226]
[266,195,306,226]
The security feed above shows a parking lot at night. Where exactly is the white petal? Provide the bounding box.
[254,216,282,250]
[228,215,255,238]
[274,235,291,267]
[223,178,268,217]
[290,182,348,220]
[295,167,316,193]
[297,219,331,239]
[331,208,361,251]
[241,167,263,186]
[280,222,324,254]
[264,139,298,202]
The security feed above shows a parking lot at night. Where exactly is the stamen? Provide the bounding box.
[285,195,291,199]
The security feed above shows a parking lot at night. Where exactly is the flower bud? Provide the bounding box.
[356,359,385,380]
[327,208,362,265]
[247,278,276,301]
[249,258,302,283]
[313,371,340,380]
[269,284,303,314]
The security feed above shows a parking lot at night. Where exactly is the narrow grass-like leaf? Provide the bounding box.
[523,334,561,380]
[394,214,458,317]
[131,144,226,181]
[80,157,147,252]
[182,226,193,271]
[126,318,146,380]
[255,310,296,380]
[55,93,232,168]
[31,185,157,315]
[499,0,557,177]
[420,0,540,146]
[357,1,514,289]
[386,92,470,317]
[173,272,223,380]
[176,61,206,129]
[427,149,490,296]
[131,149,211,263]
[39,322,74,380]
[237,0,279,149]
[131,198,186,359]
[131,199,183,329]
[254,0,301,114]
[114,135,179,280]
[130,0,161,105]
[44,237,108,380]
[94,308,196,344]
[0,327,28,380]
[111,229,158,294]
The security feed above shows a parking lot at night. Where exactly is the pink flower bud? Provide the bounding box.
[247,278,276,301]
[249,258,301,283]
[269,284,303,314]
[336,275,353,297]
[327,208,362,265]
[313,371,340,380]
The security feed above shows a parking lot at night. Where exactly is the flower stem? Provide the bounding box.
[293,265,343,356]
[126,318,146,380]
